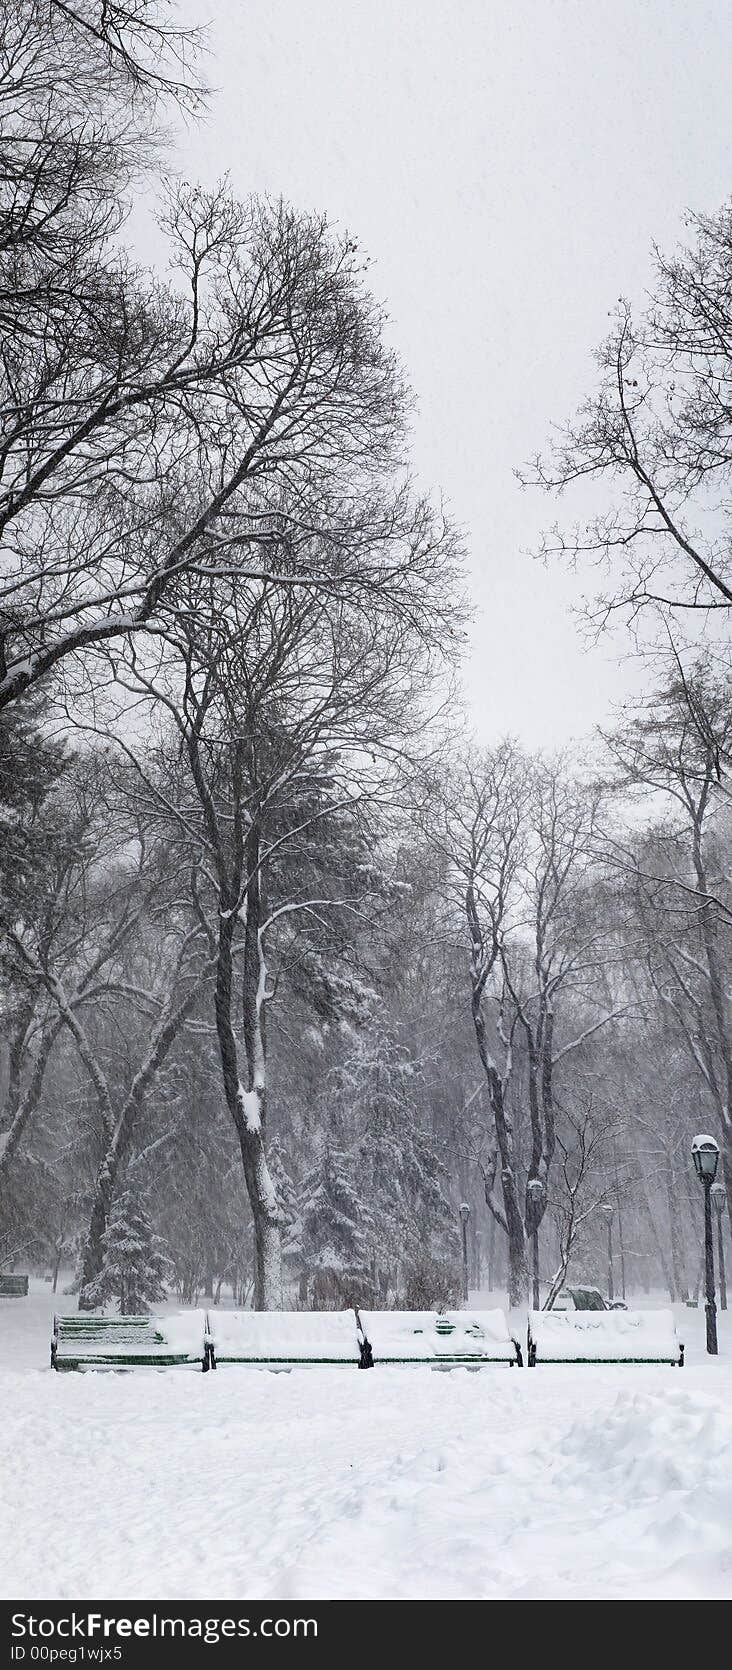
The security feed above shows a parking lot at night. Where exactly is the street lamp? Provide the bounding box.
[601,1201,615,1304]
[527,1178,545,1310]
[711,1179,727,1314]
[691,1134,720,1355]
[459,1202,471,1304]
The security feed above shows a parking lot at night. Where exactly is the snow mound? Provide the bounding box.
[560,1386,732,1590]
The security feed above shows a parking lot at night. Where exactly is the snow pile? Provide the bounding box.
[359,1308,518,1361]
[207,1308,360,1362]
[560,1386,732,1594]
[529,1308,681,1361]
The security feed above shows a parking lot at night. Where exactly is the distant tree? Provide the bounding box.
[267,1139,301,1295]
[86,1188,170,1314]
[297,1137,369,1305]
[342,1021,457,1296]
[604,660,732,1235]
[427,745,626,1304]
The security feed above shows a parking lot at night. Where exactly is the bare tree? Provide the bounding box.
[2,162,436,711]
[0,752,157,1183]
[604,661,732,1231]
[524,203,732,625]
[543,1101,610,1309]
[430,745,625,1304]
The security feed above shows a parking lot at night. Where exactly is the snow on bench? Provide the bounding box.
[51,1311,209,1371]
[357,1309,522,1367]
[527,1308,683,1366]
[206,1309,361,1368]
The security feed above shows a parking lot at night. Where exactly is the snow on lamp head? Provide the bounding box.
[691,1134,720,1181]
[459,1201,471,1223]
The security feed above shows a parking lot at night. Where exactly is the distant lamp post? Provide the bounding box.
[692,1134,720,1355]
[601,1202,615,1304]
[459,1202,471,1304]
[711,1180,727,1314]
[527,1178,545,1310]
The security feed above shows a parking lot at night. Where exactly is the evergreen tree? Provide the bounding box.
[87,1190,170,1315]
[268,1138,301,1283]
[297,1137,370,1302]
[337,1022,459,1292]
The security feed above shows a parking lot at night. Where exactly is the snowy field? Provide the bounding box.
[2,1283,731,1601]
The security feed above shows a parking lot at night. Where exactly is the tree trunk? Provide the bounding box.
[78,1158,116,1309]
[486,1209,495,1293]
[213,858,282,1312]
[506,1222,529,1308]
[666,1159,688,1302]
[471,999,528,1307]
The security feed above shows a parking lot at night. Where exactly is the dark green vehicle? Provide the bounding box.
[553,1285,627,1312]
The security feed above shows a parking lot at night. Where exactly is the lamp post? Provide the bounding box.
[527,1178,545,1310]
[601,1201,615,1304]
[692,1134,720,1355]
[711,1180,727,1313]
[459,1202,470,1304]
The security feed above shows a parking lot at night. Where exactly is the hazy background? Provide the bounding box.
[139,0,732,747]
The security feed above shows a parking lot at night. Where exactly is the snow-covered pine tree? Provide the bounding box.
[267,1138,302,1297]
[86,1189,170,1315]
[332,1020,458,1298]
[297,1136,370,1305]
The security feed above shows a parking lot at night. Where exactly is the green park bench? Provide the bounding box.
[527,1308,683,1366]
[0,1273,29,1296]
[205,1309,361,1368]
[51,1311,209,1371]
[356,1308,523,1367]
[204,1308,523,1369]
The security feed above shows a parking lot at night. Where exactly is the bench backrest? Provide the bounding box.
[206,1309,361,1362]
[357,1308,519,1363]
[528,1307,682,1363]
[0,1274,29,1296]
[52,1311,207,1360]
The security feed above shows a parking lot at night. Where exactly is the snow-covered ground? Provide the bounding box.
[1,1282,730,1600]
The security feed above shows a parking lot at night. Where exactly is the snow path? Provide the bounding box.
[2,1291,731,1600]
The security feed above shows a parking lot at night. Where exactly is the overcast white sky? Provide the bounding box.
[155,0,732,748]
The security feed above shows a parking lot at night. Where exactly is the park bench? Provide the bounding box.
[527,1307,683,1366]
[356,1308,523,1367]
[205,1309,361,1368]
[0,1273,29,1296]
[51,1311,209,1371]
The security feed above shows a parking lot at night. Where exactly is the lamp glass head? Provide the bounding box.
[692,1134,720,1181]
